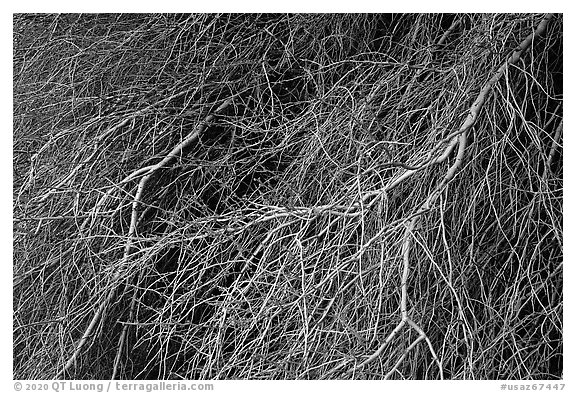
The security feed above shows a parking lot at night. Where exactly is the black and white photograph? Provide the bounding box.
[12,11,563,385]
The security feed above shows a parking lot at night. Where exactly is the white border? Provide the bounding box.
[5,5,571,392]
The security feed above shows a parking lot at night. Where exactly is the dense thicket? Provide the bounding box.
[13,13,562,379]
